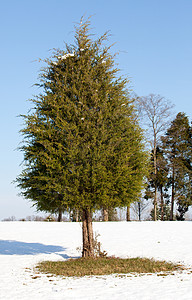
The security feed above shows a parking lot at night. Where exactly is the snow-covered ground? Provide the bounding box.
[1,221,192,300]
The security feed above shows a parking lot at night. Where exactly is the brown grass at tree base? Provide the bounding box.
[36,257,183,277]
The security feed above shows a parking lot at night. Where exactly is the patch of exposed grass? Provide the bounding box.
[36,257,183,277]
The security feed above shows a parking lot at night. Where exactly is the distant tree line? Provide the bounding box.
[146,110,192,221]
[136,94,192,221]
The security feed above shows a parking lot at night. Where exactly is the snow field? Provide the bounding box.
[0,221,192,299]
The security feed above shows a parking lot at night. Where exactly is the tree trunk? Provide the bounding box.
[57,208,62,222]
[82,208,94,257]
[103,208,108,222]
[75,210,79,222]
[160,186,164,221]
[170,165,175,221]
[154,186,157,221]
[138,202,141,221]
[153,144,157,221]
[126,205,131,221]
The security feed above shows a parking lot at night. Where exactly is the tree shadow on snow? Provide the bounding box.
[0,240,77,258]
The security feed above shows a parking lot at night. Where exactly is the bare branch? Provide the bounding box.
[135,94,175,148]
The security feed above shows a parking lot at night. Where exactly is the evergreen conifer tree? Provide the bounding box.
[16,18,148,256]
[162,112,192,220]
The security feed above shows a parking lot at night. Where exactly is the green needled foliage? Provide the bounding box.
[16,18,148,218]
[162,112,192,220]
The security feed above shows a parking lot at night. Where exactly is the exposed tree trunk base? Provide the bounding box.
[103,208,108,222]
[138,202,141,221]
[170,166,175,221]
[154,186,157,221]
[57,209,62,222]
[75,210,79,222]
[170,199,174,221]
[82,208,94,257]
[126,205,131,221]
[160,186,164,221]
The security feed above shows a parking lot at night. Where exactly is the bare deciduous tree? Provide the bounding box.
[136,94,174,221]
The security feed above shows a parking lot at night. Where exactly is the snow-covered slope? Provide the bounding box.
[0,221,192,300]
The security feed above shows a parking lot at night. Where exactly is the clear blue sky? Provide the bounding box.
[1,0,192,220]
